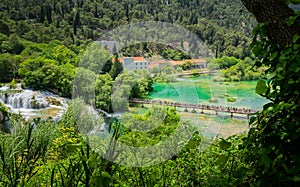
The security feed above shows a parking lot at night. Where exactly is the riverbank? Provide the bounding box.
[129,105,249,138]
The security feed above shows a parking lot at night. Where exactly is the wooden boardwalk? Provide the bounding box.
[128,98,258,118]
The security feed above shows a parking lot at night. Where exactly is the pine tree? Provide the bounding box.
[109,54,123,79]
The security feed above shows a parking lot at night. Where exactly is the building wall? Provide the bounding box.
[123,57,135,70]
[193,62,207,69]
[134,61,149,70]
[123,57,149,71]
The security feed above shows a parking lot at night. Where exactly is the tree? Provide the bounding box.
[240,0,300,185]
[0,20,10,35]
[52,45,76,65]
[241,0,300,48]
[8,34,25,54]
[109,55,123,80]
[16,21,30,37]
[102,58,112,74]
[180,60,192,70]
[95,73,113,112]
[79,43,110,74]
[0,53,14,82]
[18,57,58,77]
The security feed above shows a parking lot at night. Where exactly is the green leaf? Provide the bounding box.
[293,35,300,43]
[286,15,299,26]
[292,176,300,182]
[90,172,112,187]
[216,155,228,166]
[101,171,112,179]
[269,52,278,61]
[252,45,263,56]
[256,79,268,95]
[219,139,231,150]
[290,0,300,4]
[249,116,257,125]
[254,60,262,67]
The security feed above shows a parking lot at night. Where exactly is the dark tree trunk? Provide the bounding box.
[241,0,300,48]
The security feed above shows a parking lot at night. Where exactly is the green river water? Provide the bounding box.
[148,75,268,110]
[142,75,269,138]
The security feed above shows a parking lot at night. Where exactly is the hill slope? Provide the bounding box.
[0,0,256,58]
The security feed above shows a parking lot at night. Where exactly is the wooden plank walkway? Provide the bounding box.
[128,98,258,117]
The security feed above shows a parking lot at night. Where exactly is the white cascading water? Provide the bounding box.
[0,85,68,119]
[5,90,49,109]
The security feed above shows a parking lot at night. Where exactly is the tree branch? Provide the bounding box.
[241,0,300,48]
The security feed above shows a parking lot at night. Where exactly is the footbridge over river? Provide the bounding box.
[128,98,259,118]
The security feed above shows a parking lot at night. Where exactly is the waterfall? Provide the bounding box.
[0,85,68,119]
[96,108,111,118]
[4,90,49,109]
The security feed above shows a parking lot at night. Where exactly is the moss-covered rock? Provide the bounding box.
[45,97,62,106]
[0,103,10,133]
[226,97,236,102]
[209,98,218,103]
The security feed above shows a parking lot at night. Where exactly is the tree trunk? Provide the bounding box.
[241,0,300,48]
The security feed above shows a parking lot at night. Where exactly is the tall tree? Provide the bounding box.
[109,54,123,80]
[241,0,300,185]
[241,0,300,48]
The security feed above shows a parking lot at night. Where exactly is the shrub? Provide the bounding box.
[226,97,236,102]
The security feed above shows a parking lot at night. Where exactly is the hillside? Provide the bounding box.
[0,0,256,58]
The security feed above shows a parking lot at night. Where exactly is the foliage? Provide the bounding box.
[162,48,190,60]
[112,133,250,186]
[180,60,193,70]
[208,56,241,70]
[241,6,300,186]
[0,0,255,59]
[109,55,124,80]
[9,78,17,89]
[119,107,180,146]
[0,53,16,82]
[95,74,113,112]
[209,56,266,81]
[0,116,59,186]
[226,97,236,102]
[3,0,298,186]
[0,103,9,132]
[151,63,178,83]
[14,42,79,96]
[111,70,153,111]
[79,43,111,74]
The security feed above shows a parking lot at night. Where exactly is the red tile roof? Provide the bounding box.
[111,57,123,63]
[190,59,207,63]
[133,57,146,62]
[148,63,159,69]
[170,61,185,66]
[169,59,207,66]
[149,59,168,64]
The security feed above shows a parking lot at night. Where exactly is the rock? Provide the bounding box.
[0,111,3,122]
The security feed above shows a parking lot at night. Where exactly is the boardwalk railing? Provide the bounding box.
[128,98,258,117]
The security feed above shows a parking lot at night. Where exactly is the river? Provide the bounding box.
[148,75,268,110]
[140,75,270,138]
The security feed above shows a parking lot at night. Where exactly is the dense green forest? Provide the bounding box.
[0,0,255,54]
[1,0,300,186]
[0,0,258,97]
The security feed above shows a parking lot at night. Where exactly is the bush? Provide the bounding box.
[226,97,236,102]
[9,78,17,89]
[191,69,199,76]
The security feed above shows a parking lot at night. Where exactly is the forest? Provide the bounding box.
[0,0,300,186]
